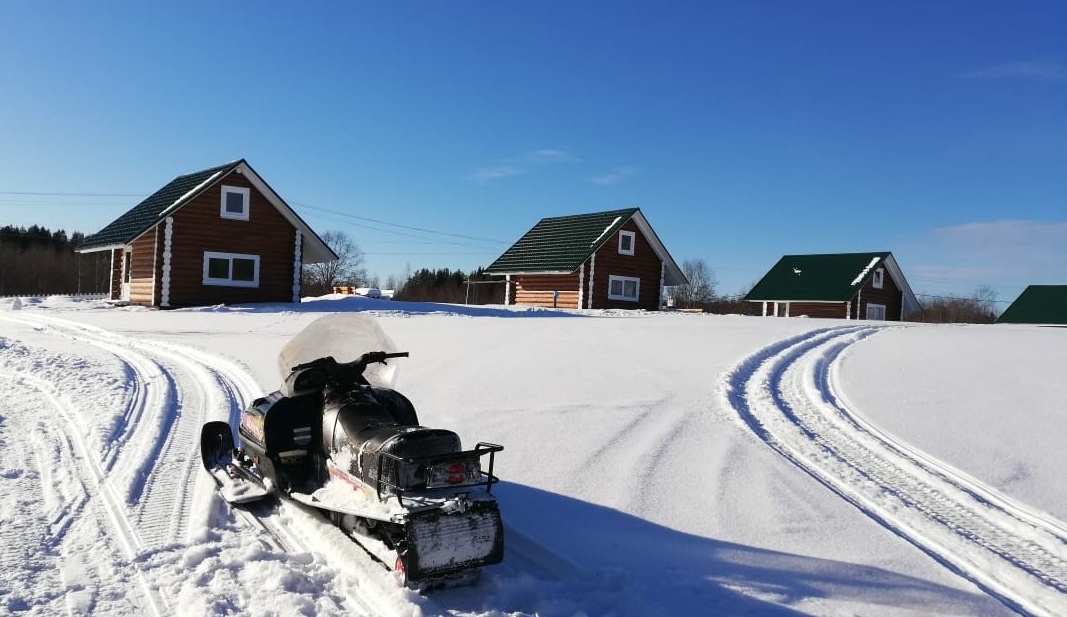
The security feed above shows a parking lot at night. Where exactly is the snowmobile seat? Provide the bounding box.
[289,367,328,395]
[261,391,322,456]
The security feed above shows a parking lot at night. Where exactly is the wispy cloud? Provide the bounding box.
[591,166,638,186]
[902,219,1067,295]
[525,149,580,165]
[467,149,579,183]
[467,165,522,183]
[959,60,1065,82]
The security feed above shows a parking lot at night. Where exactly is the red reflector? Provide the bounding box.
[448,475,462,484]
[447,462,465,473]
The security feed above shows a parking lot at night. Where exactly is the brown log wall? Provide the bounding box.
[161,171,297,307]
[129,228,158,305]
[856,270,904,320]
[787,302,848,319]
[589,221,662,310]
[513,272,581,309]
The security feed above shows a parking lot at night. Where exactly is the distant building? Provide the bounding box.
[76,160,335,308]
[745,251,919,320]
[996,285,1067,325]
[486,208,687,310]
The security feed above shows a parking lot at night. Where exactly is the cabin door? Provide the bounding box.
[121,248,132,301]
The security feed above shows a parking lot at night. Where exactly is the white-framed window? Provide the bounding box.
[872,267,884,289]
[618,230,635,256]
[220,186,250,221]
[203,251,260,287]
[866,303,887,320]
[608,275,640,302]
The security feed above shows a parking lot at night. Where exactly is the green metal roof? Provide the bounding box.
[745,252,893,301]
[996,285,1067,324]
[486,208,641,273]
[77,160,242,251]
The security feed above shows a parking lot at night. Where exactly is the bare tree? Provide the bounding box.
[907,286,999,323]
[973,285,997,317]
[301,230,367,296]
[670,258,718,309]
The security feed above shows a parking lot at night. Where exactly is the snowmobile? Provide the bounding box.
[200,314,504,586]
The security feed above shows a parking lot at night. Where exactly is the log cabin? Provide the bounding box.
[486,208,687,311]
[76,160,336,308]
[745,251,919,320]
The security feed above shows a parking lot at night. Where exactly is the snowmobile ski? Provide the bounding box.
[200,421,272,504]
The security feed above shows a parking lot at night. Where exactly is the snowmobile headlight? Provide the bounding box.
[426,459,481,488]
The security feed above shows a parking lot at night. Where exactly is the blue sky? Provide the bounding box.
[2,2,1064,302]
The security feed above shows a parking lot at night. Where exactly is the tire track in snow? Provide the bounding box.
[724,326,1067,617]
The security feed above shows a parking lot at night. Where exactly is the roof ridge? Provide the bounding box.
[780,250,891,258]
[172,159,244,180]
[540,207,639,222]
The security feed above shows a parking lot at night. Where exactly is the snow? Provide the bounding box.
[1,294,1065,616]
[849,256,882,286]
[591,216,622,246]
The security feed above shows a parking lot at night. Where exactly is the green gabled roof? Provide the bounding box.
[77,160,243,251]
[486,208,641,273]
[745,252,893,301]
[996,285,1067,324]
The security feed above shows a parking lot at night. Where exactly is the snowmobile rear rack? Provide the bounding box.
[372,441,503,506]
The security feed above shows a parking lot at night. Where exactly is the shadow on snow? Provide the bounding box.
[421,483,1006,617]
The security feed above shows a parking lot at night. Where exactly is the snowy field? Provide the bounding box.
[1,295,1065,616]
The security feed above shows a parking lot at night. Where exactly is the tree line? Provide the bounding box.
[393,268,504,304]
[0,225,110,296]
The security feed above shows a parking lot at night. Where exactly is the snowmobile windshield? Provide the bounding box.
[277,314,402,389]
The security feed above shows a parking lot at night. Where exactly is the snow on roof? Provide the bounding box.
[590,216,622,246]
[850,256,882,286]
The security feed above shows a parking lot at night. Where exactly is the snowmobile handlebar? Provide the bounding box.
[287,352,409,391]
[290,351,409,373]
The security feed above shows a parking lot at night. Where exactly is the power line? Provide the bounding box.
[302,210,504,251]
[0,190,146,197]
[0,188,509,249]
[915,293,1012,304]
[910,278,1028,292]
[363,252,491,256]
[293,202,507,245]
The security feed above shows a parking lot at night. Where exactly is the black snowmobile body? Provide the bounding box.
[201,319,504,586]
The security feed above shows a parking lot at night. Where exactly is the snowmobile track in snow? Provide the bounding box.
[724,325,1067,617]
[0,314,271,610]
[1,313,391,614]
[1,353,167,615]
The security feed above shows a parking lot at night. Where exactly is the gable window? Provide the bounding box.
[872,268,884,289]
[618,230,635,256]
[220,186,250,221]
[608,275,640,302]
[203,251,259,287]
[866,303,887,320]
